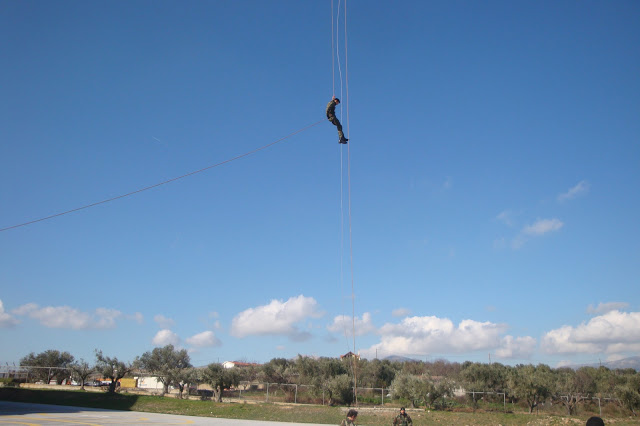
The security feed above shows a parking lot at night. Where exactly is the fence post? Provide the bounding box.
[381,387,384,406]
[295,384,298,404]
[266,383,269,402]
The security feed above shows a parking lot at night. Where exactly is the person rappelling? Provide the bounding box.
[327,96,348,144]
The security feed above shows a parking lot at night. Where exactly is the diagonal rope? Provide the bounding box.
[0,119,325,232]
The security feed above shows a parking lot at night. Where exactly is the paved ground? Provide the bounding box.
[0,401,331,426]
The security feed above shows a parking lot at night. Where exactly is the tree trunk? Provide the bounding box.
[213,386,222,402]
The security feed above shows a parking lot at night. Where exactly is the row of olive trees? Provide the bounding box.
[19,350,640,414]
[456,361,640,415]
[19,346,255,401]
[19,349,138,393]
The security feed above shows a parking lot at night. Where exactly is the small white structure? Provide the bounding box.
[222,361,259,369]
[136,376,165,390]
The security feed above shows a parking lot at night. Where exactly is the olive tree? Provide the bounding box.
[553,367,596,416]
[391,373,428,408]
[327,373,354,406]
[508,364,553,414]
[136,344,192,396]
[95,350,132,393]
[202,363,240,402]
[20,350,74,384]
[615,373,640,416]
[70,359,95,390]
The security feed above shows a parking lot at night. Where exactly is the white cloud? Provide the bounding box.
[360,315,534,360]
[0,300,19,327]
[128,312,144,324]
[392,308,412,318]
[94,308,122,328]
[28,306,92,329]
[558,180,590,202]
[186,331,221,348]
[152,329,180,346]
[154,314,175,329]
[495,336,537,359]
[327,312,376,336]
[542,310,640,355]
[587,302,629,315]
[11,303,141,329]
[496,210,515,227]
[230,295,323,340]
[12,303,38,315]
[511,218,564,248]
[522,218,564,236]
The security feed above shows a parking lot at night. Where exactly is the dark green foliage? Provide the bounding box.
[95,350,132,393]
[20,350,75,384]
[136,345,193,396]
[202,363,240,402]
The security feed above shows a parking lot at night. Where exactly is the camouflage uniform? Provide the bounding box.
[326,99,346,141]
[340,418,356,426]
[340,409,358,426]
[393,413,412,426]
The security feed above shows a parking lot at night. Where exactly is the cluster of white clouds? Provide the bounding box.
[150,328,221,349]
[496,180,588,249]
[151,312,221,350]
[542,310,640,355]
[3,294,638,363]
[327,312,376,337]
[4,302,142,329]
[359,315,537,360]
[230,295,323,341]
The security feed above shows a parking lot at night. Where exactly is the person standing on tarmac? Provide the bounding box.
[340,409,358,426]
[327,96,348,144]
[393,407,413,426]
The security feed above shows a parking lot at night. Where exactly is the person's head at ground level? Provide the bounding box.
[400,407,406,414]
[347,409,358,420]
[586,416,605,426]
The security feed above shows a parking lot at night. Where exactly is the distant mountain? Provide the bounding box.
[383,355,420,362]
[591,356,640,371]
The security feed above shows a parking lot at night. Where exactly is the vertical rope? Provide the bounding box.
[343,0,357,406]
[336,0,343,105]
[333,0,356,405]
[331,0,335,97]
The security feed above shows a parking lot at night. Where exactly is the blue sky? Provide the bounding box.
[1,0,639,369]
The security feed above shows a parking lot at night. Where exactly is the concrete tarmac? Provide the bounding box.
[0,401,332,426]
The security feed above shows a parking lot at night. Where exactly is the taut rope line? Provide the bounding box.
[1,120,325,232]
